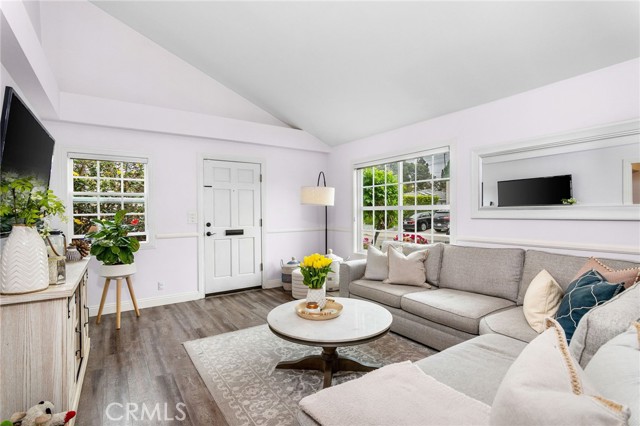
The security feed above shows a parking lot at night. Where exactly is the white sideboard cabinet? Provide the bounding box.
[0,259,90,424]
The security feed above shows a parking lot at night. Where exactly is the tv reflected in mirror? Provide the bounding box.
[497,175,572,207]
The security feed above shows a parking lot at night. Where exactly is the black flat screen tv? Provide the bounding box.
[0,86,55,186]
[497,175,572,207]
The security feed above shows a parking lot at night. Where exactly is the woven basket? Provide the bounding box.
[291,268,308,299]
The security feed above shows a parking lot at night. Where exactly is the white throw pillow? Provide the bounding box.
[364,245,388,281]
[383,246,430,287]
[490,318,630,426]
[585,322,640,426]
[523,269,564,333]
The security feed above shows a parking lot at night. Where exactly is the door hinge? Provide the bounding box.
[259,218,263,227]
[260,174,263,182]
[260,263,263,271]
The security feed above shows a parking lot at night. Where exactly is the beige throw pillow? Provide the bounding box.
[383,247,430,287]
[490,318,630,426]
[523,269,564,333]
[364,245,388,281]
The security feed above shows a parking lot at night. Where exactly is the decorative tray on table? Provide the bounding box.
[295,298,343,321]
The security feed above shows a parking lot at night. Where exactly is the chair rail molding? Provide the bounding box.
[456,236,640,258]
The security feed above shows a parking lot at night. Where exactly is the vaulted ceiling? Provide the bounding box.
[91,1,639,145]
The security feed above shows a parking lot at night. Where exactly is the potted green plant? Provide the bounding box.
[0,175,66,294]
[299,253,333,309]
[86,209,141,277]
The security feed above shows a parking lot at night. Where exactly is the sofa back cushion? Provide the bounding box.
[518,251,640,305]
[438,245,524,302]
[382,241,444,286]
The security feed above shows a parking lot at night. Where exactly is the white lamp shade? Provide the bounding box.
[301,186,335,206]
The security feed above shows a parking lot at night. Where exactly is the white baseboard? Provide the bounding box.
[88,291,201,317]
[263,279,283,289]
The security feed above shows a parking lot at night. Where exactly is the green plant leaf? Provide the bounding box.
[114,210,126,223]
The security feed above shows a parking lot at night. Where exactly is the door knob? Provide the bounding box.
[206,222,212,227]
[206,231,213,237]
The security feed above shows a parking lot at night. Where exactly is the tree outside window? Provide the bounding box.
[70,157,148,242]
[358,148,450,251]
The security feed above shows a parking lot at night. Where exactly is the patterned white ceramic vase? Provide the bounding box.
[0,225,49,294]
[306,282,327,309]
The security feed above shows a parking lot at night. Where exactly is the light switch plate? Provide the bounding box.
[187,210,197,224]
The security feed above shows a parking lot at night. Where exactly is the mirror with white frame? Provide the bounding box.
[471,120,640,220]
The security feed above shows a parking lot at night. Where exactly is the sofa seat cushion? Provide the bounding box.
[415,334,527,405]
[349,279,427,308]
[401,289,515,334]
[299,361,491,426]
[479,306,539,343]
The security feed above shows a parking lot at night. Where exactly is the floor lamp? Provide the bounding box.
[301,171,335,254]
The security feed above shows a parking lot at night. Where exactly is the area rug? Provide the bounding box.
[183,324,435,426]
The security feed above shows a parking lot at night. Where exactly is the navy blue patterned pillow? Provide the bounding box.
[554,269,624,344]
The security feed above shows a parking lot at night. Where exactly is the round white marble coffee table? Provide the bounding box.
[267,297,393,388]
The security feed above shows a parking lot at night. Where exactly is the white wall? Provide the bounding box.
[1,65,18,101]
[39,1,287,127]
[1,0,59,117]
[3,0,639,319]
[2,0,330,315]
[46,120,329,312]
[328,58,640,262]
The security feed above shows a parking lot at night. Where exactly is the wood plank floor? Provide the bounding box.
[78,288,293,426]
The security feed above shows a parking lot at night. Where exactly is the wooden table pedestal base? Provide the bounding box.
[275,347,379,388]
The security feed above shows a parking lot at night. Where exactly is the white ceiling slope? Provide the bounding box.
[39,1,289,128]
[91,1,639,146]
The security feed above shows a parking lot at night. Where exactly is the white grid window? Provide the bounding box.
[68,154,148,242]
[356,147,451,251]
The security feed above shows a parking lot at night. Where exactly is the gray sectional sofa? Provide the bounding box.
[297,242,640,425]
[339,242,637,350]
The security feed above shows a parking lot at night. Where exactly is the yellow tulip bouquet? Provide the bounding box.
[299,253,333,289]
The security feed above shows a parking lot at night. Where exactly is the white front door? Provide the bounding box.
[203,160,262,294]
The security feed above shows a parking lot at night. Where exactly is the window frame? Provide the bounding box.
[353,146,452,253]
[65,150,154,248]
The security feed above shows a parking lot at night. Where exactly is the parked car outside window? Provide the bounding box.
[403,212,431,232]
[433,210,450,234]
